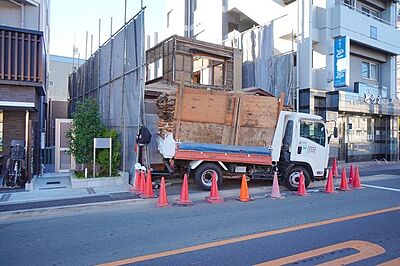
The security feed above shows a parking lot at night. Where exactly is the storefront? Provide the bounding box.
[300,84,400,162]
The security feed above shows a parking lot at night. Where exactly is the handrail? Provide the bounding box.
[336,0,394,27]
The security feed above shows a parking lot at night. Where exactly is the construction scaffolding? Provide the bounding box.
[68,9,145,174]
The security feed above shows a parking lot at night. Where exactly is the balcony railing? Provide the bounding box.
[0,25,45,85]
[335,0,394,27]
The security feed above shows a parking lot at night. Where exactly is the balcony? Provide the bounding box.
[0,25,46,95]
[331,1,400,54]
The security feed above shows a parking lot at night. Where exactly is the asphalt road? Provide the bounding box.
[0,174,399,265]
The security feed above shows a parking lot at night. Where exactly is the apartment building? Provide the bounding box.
[164,0,400,162]
[0,0,50,180]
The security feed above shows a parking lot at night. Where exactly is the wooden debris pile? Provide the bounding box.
[156,93,176,137]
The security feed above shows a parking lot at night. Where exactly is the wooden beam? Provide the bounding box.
[33,34,37,82]
[27,34,31,81]
[7,31,11,80]
[1,30,4,80]
[174,72,185,139]
[21,33,24,81]
[14,31,18,80]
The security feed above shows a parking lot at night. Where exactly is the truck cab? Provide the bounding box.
[272,111,330,190]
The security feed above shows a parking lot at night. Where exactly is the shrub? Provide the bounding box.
[66,98,104,167]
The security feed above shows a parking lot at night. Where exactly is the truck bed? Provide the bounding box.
[175,143,272,165]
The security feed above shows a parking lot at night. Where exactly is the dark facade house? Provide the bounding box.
[0,25,47,180]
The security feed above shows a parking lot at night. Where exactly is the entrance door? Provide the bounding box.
[292,119,328,177]
[55,119,75,172]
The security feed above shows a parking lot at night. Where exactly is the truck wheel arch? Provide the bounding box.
[285,162,315,182]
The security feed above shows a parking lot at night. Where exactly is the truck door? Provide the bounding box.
[292,120,327,178]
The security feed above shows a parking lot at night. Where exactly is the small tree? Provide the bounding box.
[66,98,104,168]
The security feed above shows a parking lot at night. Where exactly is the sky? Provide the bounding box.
[50,0,164,58]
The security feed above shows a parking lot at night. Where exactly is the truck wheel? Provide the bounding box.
[284,166,311,191]
[194,163,223,191]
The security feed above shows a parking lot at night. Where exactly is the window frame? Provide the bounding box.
[299,120,326,147]
[361,61,379,81]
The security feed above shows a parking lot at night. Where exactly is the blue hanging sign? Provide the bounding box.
[334,36,350,87]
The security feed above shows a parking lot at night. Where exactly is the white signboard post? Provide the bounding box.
[93,138,112,177]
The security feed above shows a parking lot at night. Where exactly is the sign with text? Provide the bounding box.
[94,138,112,149]
[334,36,350,88]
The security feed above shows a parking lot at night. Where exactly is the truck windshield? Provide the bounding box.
[300,120,326,146]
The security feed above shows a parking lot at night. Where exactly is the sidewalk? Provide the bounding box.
[0,160,398,213]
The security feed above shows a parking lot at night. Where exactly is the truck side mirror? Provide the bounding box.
[333,127,338,138]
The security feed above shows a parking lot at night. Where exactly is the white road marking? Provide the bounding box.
[363,184,400,192]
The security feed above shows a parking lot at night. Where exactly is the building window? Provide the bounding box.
[0,111,3,152]
[361,61,379,81]
[370,26,377,39]
[167,9,173,28]
[300,120,326,147]
[192,54,225,87]
[361,6,380,18]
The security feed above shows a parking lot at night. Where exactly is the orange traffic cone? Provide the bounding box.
[157,177,169,207]
[332,158,338,177]
[352,167,362,189]
[129,169,141,194]
[176,174,193,206]
[138,170,146,195]
[206,172,224,203]
[296,171,309,196]
[142,170,156,198]
[130,169,140,193]
[237,174,253,202]
[269,171,284,199]
[349,165,354,185]
[338,167,350,191]
[323,169,337,193]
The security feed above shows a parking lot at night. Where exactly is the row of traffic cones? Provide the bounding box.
[129,168,157,198]
[131,159,363,206]
[331,159,362,190]
[295,160,363,196]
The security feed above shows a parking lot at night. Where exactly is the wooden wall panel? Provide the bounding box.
[179,87,231,124]
[239,96,278,128]
[237,127,276,147]
[166,87,281,147]
[179,122,224,144]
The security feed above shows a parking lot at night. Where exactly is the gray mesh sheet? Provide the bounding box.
[99,44,111,85]
[229,23,294,105]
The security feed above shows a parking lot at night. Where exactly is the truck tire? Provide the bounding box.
[194,163,223,191]
[284,166,311,191]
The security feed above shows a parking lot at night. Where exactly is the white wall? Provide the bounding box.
[48,56,76,101]
[164,0,186,40]
[192,0,222,43]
